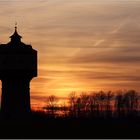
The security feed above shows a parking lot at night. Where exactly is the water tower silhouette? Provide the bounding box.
[0,26,37,115]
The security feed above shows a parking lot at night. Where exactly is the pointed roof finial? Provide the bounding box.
[9,22,22,41]
[15,22,17,30]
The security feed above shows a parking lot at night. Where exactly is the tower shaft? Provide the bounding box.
[1,78,31,114]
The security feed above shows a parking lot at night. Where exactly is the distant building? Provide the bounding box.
[0,26,37,115]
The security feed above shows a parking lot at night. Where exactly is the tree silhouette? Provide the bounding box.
[123,90,139,116]
[68,92,77,117]
[88,93,97,117]
[115,91,125,117]
[95,91,106,116]
[80,93,89,117]
[41,90,140,118]
[75,97,82,117]
[46,95,58,117]
[104,91,114,117]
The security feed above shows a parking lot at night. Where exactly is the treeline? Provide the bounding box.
[43,90,140,118]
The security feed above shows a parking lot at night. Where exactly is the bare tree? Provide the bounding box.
[95,91,106,116]
[88,93,96,117]
[115,91,124,117]
[76,97,82,117]
[105,91,114,117]
[68,92,77,117]
[80,93,90,117]
[123,90,139,116]
[46,95,58,116]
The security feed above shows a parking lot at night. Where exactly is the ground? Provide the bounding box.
[0,112,140,138]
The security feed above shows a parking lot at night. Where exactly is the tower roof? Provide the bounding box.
[10,25,22,42]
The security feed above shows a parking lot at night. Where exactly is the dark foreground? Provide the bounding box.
[0,112,140,139]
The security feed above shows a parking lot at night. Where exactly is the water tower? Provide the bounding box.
[0,26,37,115]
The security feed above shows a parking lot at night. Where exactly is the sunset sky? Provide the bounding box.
[0,0,140,108]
